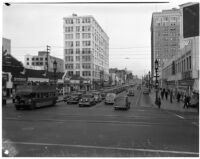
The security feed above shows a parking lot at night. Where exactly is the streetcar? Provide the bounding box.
[15,84,58,110]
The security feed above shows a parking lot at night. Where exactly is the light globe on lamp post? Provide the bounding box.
[154,59,159,105]
[53,60,57,85]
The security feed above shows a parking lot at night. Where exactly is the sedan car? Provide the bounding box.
[127,89,134,96]
[67,93,82,104]
[105,93,116,105]
[79,94,96,107]
[114,96,130,110]
[93,92,102,103]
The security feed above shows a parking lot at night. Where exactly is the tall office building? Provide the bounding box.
[151,8,181,77]
[63,14,109,83]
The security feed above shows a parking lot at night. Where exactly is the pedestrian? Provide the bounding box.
[170,90,173,103]
[183,95,188,109]
[161,89,164,100]
[157,97,161,108]
[177,92,181,103]
[165,90,168,100]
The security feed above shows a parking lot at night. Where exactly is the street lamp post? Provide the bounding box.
[53,60,57,85]
[149,71,151,92]
[155,59,159,105]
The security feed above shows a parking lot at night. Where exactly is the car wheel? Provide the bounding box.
[15,105,20,110]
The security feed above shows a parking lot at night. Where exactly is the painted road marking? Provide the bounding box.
[3,141,199,156]
[174,114,184,119]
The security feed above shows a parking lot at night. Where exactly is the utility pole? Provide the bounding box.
[46,45,51,74]
[154,59,159,105]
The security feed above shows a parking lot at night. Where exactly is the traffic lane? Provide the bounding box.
[3,141,197,157]
[3,116,199,154]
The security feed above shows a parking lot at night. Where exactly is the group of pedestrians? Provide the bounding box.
[159,88,191,109]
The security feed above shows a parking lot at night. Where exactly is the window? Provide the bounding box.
[27,62,29,65]
[82,41,91,46]
[65,64,73,69]
[40,58,43,61]
[82,26,91,32]
[82,33,91,39]
[76,56,80,61]
[76,33,80,39]
[36,58,39,61]
[76,64,80,69]
[65,56,73,62]
[65,41,73,47]
[68,71,73,76]
[27,58,29,61]
[65,49,73,54]
[65,27,73,32]
[32,62,35,65]
[65,19,73,24]
[65,34,73,39]
[76,48,80,54]
[76,71,80,75]
[76,26,80,32]
[32,58,35,60]
[76,19,80,24]
[82,63,91,69]
[82,55,91,62]
[82,48,91,54]
[82,71,91,76]
[82,18,91,23]
[189,56,191,69]
[76,41,80,46]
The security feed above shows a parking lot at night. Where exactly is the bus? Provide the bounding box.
[15,84,58,110]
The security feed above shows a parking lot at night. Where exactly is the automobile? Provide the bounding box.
[92,92,102,103]
[105,93,116,105]
[114,96,130,110]
[143,88,149,94]
[67,92,82,104]
[100,92,106,100]
[64,93,71,102]
[127,89,134,96]
[79,94,96,107]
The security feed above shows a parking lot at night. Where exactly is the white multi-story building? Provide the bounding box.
[161,2,199,95]
[24,51,64,72]
[151,8,181,79]
[63,14,109,84]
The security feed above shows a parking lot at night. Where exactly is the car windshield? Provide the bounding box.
[83,94,93,98]
[107,93,115,98]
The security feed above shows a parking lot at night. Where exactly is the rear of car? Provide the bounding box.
[79,94,95,107]
[93,92,102,103]
[127,89,134,96]
[105,93,116,105]
[67,93,82,104]
[143,88,149,94]
[114,96,130,110]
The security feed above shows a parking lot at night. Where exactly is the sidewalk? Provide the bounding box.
[149,91,198,113]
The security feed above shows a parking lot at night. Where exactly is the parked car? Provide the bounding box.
[100,92,106,100]
[67,92,82,104]
[114,96,130,110]
[79,94,96,107]
[92,92,102,103]
[127,89,134,96]
[64,93,71,102]
[188,93,199,112]
[143,88,149,94]
[105,93,116,105]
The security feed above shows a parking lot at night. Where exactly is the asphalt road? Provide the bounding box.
[2,88,199,157]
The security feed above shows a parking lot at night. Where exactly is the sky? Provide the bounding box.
[2,0,191,78]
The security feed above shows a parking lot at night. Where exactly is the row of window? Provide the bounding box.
[27,62,47,66]
[27,57,47,61]
[65,33,91,39]
[163,54,192,78]
[65,63,91,70]
[65,48,91,55]
[65,41,91,47]
[65,26,91,32]
[65,55,91,62]
[65,17,91,24]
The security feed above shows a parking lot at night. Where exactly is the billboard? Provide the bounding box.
[183,3,199,38]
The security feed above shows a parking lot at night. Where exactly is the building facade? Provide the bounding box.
[63,14,109,86]
[161,2,199,96]
[2,38,11,55]
[151,8,181,80]
[24,51,64,72]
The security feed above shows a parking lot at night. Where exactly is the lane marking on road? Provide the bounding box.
[3,141,199,156]
[192,122,199,127]
[174,114,185,119]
